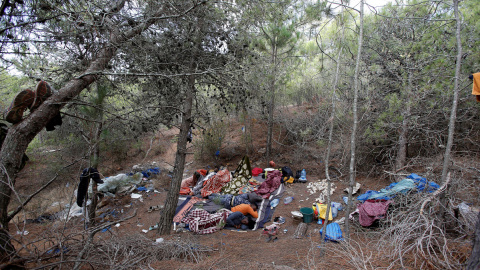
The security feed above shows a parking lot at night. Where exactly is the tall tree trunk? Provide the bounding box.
[440,0,462,185]
[157,69,195,235]
[88,113,103,227]
[266,45,277,163]
[395,70,413,171]
[321,7,345,243]
[344,0,364,240]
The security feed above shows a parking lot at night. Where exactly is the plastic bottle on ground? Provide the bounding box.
[284,196,294,204]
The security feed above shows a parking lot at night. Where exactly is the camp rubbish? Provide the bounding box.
[284,196,294,204]
[306,179,336,203]
[299,169,307,183]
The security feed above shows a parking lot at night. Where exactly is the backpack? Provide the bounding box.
[279,166,294,183]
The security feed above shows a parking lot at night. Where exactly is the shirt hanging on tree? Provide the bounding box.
[472,73,480,102]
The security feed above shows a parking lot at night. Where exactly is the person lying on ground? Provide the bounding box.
[208,193,262,210]
[226,211,249,230]
[231,203,258,219]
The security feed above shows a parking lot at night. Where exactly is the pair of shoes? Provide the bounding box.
[148,205,164,212]
[265,235,279,243]
[5,89,35,124]
[5,81,52,124]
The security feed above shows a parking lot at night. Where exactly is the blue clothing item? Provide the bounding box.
[320,222,344,242]
[407,173,440,192]
[226,211,248,230]
[357,174,440,202]
[208,193,251,209]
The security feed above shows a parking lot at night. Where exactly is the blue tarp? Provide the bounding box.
[320,223,344,242]
[357,173,439,202]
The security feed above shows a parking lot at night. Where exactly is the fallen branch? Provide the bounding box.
[420,172,451,218]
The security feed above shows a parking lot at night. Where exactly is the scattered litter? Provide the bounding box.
[137,224,144,227]
[273,216,286,224]
[334,217,345,225]
[131,193,142,199]
[306,179,336,203]
[155,238,164,243]
[149,224,159,230]
[115,223,121,227]
[270,199,279,209]
[284,196,294,205]
[344,182,361,195]
[137,186,147,192]
[98,172,143,193]
[142,229,148,233]
[16,230,29,236]
[291,211,303,220]
[101,226,111,232]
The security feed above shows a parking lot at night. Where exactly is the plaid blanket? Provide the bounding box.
[181,208,231,234]
[173,196,204,223]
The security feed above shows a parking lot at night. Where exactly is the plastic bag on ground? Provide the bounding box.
[98,172,143,193]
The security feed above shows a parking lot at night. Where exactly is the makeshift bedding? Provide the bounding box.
[181,208,231,234]
[201,169,232,198]
[357,200,392,227]
[193,172,215,196]
[253,183,285,230]
[357,173,440,202]
[222,156,252,195]
[255,170,282,199]
[173,196,205,223]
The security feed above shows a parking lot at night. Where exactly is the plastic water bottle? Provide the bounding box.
[331,205,338,218]
[284,196,294,205]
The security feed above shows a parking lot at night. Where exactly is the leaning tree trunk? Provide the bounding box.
[0,1,202,258]
[440,0,462,185]
[437,0,462,223]
[157,68,195,235]
[344,0,364,240]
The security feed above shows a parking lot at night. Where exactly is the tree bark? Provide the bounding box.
[466,211,480,270]
[321,8,345,243]
[266,44,277,163]
[344,0,364,240]
[0,1,203,259]
[395,70,413,171]
[440,0,462,185]
[157,71,194,235]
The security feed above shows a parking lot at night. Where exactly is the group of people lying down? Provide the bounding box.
[208,193,263,230]
[176,157,284,233]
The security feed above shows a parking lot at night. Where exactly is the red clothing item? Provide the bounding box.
[181,176,195,188]
[252,167,263,177]
[231,203,258,218]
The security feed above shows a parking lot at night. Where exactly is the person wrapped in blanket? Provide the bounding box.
[180,169,207,195]
[226,203,258,230]
[208,192,263,210]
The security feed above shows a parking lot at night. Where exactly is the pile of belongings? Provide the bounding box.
[352,173,439,227]
[356,173,439,202]
[173,156,288,233]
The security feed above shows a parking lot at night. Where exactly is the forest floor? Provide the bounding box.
[7,114,478,269]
